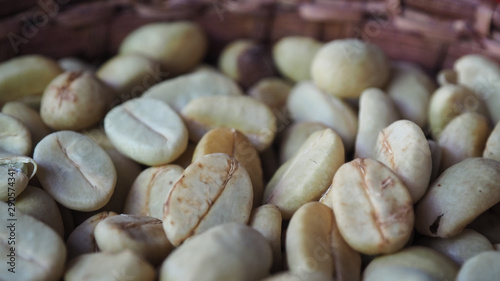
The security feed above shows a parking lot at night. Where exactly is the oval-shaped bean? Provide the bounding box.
[287,81,358,151]
[374,120,432,203]
[160,223,272,281]
[0,112,31,156]
[94,214,173,265]
[248,77,291,129]
[193,127,263,207]
[415,157,500,238]
[181,95,276,151]
[437,112,491,172]
[163,153,253,246]
[279,121,328,164]
[34,131,117,211]
[263,129,344,219]
[143,69,243,112]
[2,101,51,146]
[0,201,66,281]
[455,251,500,281]
[273,36,323,82]
[104,97,188,165]
[330,158,414,255]
[124,164,183,219]
[355,88,399,159]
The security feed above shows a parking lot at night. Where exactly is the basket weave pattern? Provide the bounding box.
[1,0,499,72]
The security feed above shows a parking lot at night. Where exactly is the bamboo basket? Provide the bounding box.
[1,0,500,74]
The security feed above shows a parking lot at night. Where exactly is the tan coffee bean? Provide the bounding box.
[104,97,188,165]
[119,21,207,75]
[386,61,435,128]
[437,112,491,172]
[163,153,253,246]
[374,120,432,203]
[249,204,283,272]
[2,101,51,146]
[262,271,334,281]
[0,55,62,104]
[437,69,457,86]
[40,71,113,131]
[279,122,328,164]
[469,210,500,244]
[415,157,500,238]
[65,250,156,281]
[97,54,157,97]
[311,39,390,99]
[264,129,344,219]
[330,158,414,255]
[362,246,458,281]
[66,211,118,260]
[160,223,272,281]
[94,214,173,265]
[355,88,399,159]
[16,185,64,237]
[455,251,500,281]
[143,68,243,112]
[0,201,66,281]
[417,228,493,265]
[484,120,500,162]
[0,112,32,156]
[124,164,184,219]
[181,95,277,151]
[428,84,488,138]
[34,131,117,211]
[454,54,500,123]
[273,36,323,82]
[287,81,358,151]
[193,127,263,206]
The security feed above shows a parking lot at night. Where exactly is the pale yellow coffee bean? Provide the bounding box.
[2,101,51,146]
[249,204,282,272]
[181,95,277,151]
[218,40,276,88]
[160,223,272,281]
[163,153,253,246]
[417,228,493,265]
[104,97,188,165]
[119,21,207,75]
[426,140,441,182]
[362,246,458,281]
[386,61,435,128]
[415,157,500,238]
[34,131,117,211]
[456,251,500,281]
[97,54,158,97]
[248,77,291,128]
[15,185,64,237]
[65,250,156,281]
[272,36,323,82]
[428,84,489,138]
[437,112,491,172]
[374,120,432,203]
[484,120,500,162]
[330,158,414,255]
[40,71,113,131]
[94,214,173,265]
[143,69,243,112]
[172,142,195,168]
[0,201,66,281]
[279,121,328,164]
[287,81,358,151]
[0,153,36,201]
[66,211,118,260]
[264,129,344,219]
[330,210,362,281]
[262,271,334,281]
[0,55,62,104]
[355,88,399,159]
[0,112,32,156]
[311,39,390,99]
[58,57,96,72]
[124,164,183,219]
[437,69,457,86]
[193,127,263,206]
[469,210,500,244]
[454,54,500,123]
